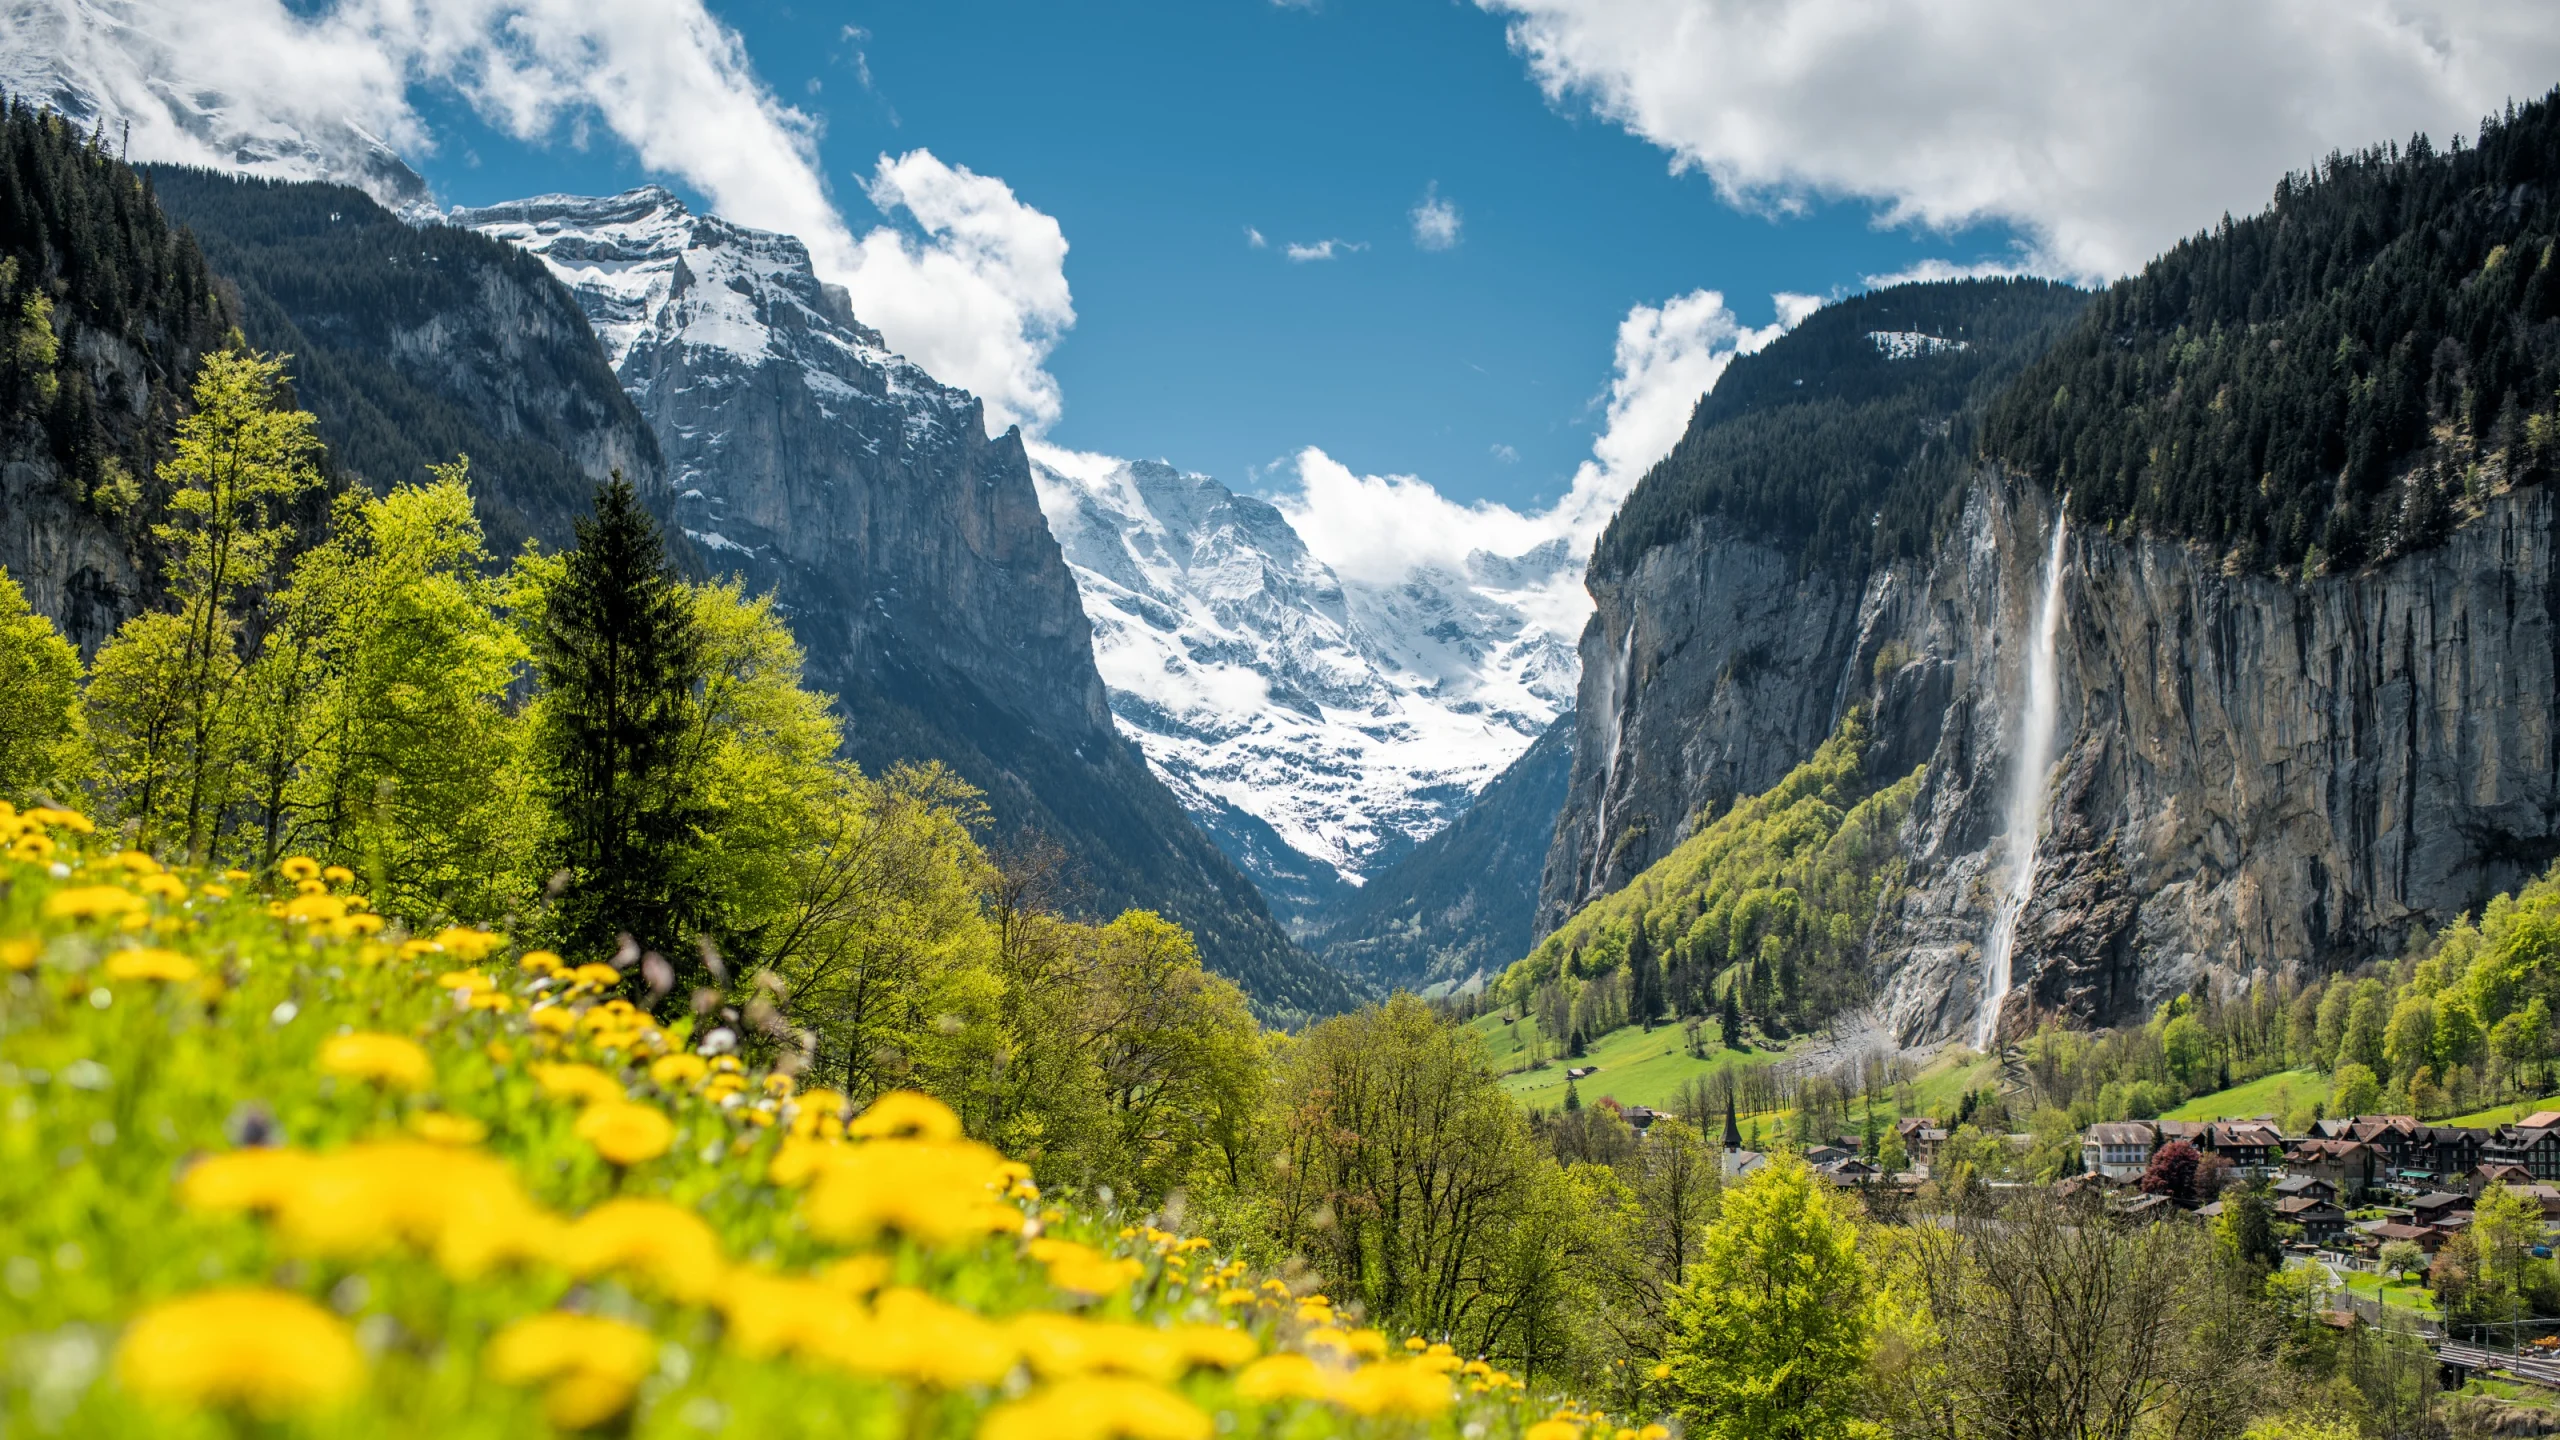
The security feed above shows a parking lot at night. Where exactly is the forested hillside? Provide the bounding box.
[1988,87,2560,573]
[146,166,667,558]
[0,98,228,648]
[1592,278,2089,579]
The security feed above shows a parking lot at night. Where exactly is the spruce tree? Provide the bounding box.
[1719,982,1743,1052]
[1629,920,1663,1028]
[531,475,706,983]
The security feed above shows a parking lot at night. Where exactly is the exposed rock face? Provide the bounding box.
[1551,474,2560,1044]
[458,189,1355,1019]
[148,169,666,561]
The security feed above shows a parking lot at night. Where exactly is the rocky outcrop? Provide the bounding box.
[459,190,1356,1020]
[1550,473,2560,1045]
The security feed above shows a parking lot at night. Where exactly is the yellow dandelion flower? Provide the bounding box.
[485,1312,654,1431]
[798,1137,1021,1246]
[321,864,355,885]
[847,1089,963,1141]
[318,1032,433,1090]
[532,1062,624,1105]
[280,857,321,883]
[560,1198,723,1301]
[715,1270,865,1361]
[0,937,36,970]
[436,968,493,993]
[434,927,504,962]
[281,894,347,924]
[820,1253,891,1297]
[1524,1423,1585,1440]
[1235,1354,1337,1404]
[520,950,563,976]
[847,1288,1019,1388]
[979,1376,1212,1440]
[467,990,516,1012]
[408,1111,488,1145]
[649,1053,708,1089]
[103,948,199,983]
[568,962,620,989]
[137,873,187,901]
[1028,1238,1143,1298]
[200,884,232,900]
[101,849,162,875]
[1336,1359,1454,1417]
[44,885,143,922]
[114,1288,361,1417]
[9,832,54,861]
[575,1101,675,1166]
[294,878,329,897]
[26,806,93,833]
[529,1006,576,1034]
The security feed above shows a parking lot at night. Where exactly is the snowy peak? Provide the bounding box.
[1033,448,1581,923]
[0,2,431,213]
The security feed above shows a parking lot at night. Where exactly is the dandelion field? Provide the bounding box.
[0,806,1625,1439]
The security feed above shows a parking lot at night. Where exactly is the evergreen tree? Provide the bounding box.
[1628,919,1663,1028]
[1719,982,1743,1052]
[530,475,707,983]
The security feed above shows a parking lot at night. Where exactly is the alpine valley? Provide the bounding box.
[10,21,2560,1064]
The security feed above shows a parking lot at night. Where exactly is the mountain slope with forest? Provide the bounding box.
[1531,88,2560,1052]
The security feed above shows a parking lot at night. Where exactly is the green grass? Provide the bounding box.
[1896,1046,2005,1123]
[2342,1269,2443,1317]
[2161,1068,2327,1121]
[1471,1012,1787,1113]
[2443,1094,2560,1128]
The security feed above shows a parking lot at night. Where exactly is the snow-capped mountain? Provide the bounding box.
[0,1,431,213]
[1032,448,1581,926]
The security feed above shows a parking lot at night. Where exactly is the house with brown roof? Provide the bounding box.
[2276,1195,2348,1244]
[2408,1192,2471,1227]
[2367,1221,2445,1254]
[2483,1119,2560,1181]
[2470,1162,2534,1197]
[2273,1175,2338,1205]
[2082,1122,2158,1182]
[2285,1138,2381,1203]
[2201,1122,2285,1179]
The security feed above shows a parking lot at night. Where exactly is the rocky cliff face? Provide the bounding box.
[1552,473,2560,1045]
[458,190,1355,1020]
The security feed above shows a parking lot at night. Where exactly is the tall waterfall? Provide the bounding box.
[1587,626,1637,893]
[1976,510,2070,1050]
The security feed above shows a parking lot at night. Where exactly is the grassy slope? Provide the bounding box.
[2161,1068,2329,1121]
[2444,1094,2560,1128]
[0,812,1554,1437]
[1469,1012,1786,1113]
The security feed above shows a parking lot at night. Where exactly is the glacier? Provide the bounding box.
[1031,446,1581,926]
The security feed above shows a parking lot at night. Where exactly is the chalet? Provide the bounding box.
[1803,1145,1853,1167]
[2200,1122,2285,1179]
[2284,1138,2381,1203]
[2272,1175,2338,1205]
[1817,1157,1880,1187]
[2410,1125,2492,1177]
[2408,1192,2472,1227]
[1723,1149,1767,1181]
[2470,1162,2535,1197]
[2276,1196,2348,1244]
[2366,1220,2444,1255]
[2083,1122,2158,1182]
[1912,1128,1950,1177]
[2482,1118,2560,1181]
[2314,1116,2423,1171]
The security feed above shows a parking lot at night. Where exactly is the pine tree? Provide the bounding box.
[531,475,707,984]
[1719,982,1743,1052]
[1629,920,1663,1029]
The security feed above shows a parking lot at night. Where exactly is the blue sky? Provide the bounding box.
[401,0,2024,512]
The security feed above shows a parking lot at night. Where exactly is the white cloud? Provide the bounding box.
[1245,225,1268,248]
[1411,183,1462,250]
[1490,443,1519,463]
[845,151,1075,433]
[1275,288,1802,606]
[3,0,1073,433]
[1477,0,2560,280]
[1285,238,1364,262]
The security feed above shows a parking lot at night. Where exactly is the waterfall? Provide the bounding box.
[1587,626,1637,892]
[1976,509,2070,1051]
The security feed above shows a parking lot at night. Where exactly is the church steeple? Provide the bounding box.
[1723,1090,1743,1152]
